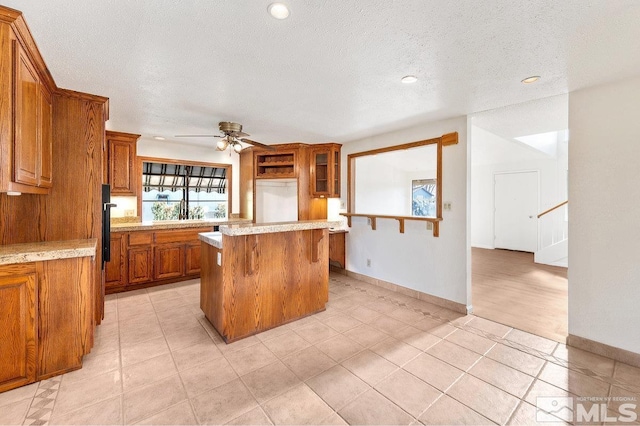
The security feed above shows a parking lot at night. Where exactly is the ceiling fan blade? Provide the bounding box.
[236,131,250,137]
[175,134,220,138]
[241,138,276,151]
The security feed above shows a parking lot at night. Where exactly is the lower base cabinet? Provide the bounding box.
[329,231,347,269]
[129,247,153,284]
[185,242,201,275]
[106,227,211,294]
[0,265,36,393]
[154,244,185,280]
[0,256,94,393]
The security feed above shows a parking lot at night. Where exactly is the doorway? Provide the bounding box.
[470,94,569,343]
[494,171,538,253]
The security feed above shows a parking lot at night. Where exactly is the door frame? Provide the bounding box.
[493,170,540,252]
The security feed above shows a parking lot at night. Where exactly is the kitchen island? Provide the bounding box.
[199,220,339,342]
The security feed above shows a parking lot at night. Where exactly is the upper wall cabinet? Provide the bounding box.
[0,12,57,195]
[104,131,141,196]
[255,151,297,179]
[310,143,341,198]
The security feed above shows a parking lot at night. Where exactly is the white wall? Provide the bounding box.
[568,76,640,354]
[470,126,568,250]
[341,116,470,308]
[137,138,240,214]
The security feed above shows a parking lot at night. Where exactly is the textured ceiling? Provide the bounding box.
[472,94,568,141]
[5,1,640,146]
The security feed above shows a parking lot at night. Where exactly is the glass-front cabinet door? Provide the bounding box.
[310,144,341,198]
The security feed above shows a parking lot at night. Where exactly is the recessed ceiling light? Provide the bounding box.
[153,136,166,141]
[401,75,418,84]
[521,76,540,84]
[268,3,290,19]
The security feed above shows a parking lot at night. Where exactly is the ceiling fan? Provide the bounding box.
[176,122,275,152]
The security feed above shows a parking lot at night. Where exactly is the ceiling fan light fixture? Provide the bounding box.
[233,142,243,153]
[268,3,290,19]
[216,137,229,151]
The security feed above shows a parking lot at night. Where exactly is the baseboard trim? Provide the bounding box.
[567,334,640,368]
[345,270,468,314]
[471,244,494,250]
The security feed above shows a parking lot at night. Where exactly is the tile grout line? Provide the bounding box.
[333,274,640,396]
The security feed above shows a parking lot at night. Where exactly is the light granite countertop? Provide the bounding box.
[220,220,341,237]
[111,218,252,233]
[199,221,340,249]
[199,232,222,249]
[0,239,97,266]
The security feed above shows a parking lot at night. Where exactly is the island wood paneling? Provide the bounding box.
[36,256,93,379]
[201,228,329,342]
[200,243,224,333]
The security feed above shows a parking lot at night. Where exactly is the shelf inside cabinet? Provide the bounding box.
[255,151,297,178]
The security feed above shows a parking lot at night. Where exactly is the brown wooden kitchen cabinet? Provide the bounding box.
[128,247,153,285]
[0,251,95,392]
[104,233,126,291]
[38,85,53,188]
[0,264,37,393]
[185,242,202,275]
[310,143,341,198]
[107,226,212,293]
[255,151,297,179]
[329,230,347,269]
[240,143,341,221]
[0,34,55,194]
[154,244,185,280]
[104,131,141,196]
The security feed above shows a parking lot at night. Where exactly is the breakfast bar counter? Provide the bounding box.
[199,220,339,342]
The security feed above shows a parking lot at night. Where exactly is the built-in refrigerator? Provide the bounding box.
[255,179,298,223]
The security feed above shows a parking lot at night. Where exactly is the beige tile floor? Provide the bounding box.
[2,273,640,425]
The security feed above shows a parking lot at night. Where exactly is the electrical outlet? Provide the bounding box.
[340,200,346,209]
[125,209,135,217]
[366,259,371,267]
[367,218,371,225]
[427,222,433,230]
[444,202,452,211]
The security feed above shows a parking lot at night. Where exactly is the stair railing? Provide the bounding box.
[537,200,568,251]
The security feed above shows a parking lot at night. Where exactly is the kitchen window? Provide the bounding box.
[139,159,231,221]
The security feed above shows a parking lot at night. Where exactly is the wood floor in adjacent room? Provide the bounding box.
[472,247,568,343]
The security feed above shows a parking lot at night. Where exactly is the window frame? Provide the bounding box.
[137,156,232,221]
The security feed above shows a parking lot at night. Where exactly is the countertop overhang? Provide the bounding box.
[0,239,98,265]
[199,220,341,249]
[110,218,252,232]
[219,220,341,236]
